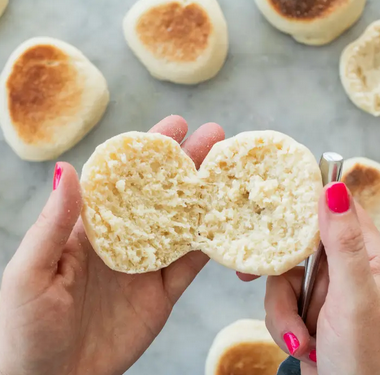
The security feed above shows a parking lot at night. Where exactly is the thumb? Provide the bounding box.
[319,182,374,298]
[14,162,82,274]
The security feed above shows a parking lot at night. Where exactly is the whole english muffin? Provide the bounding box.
[254,0,366,46]
[342,157,380,231]
[0,37,109,161]
[123,0,228,84]
[205,319,287,375]
[81,130,322,275]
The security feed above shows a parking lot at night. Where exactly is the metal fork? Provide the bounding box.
[276,152,344,375]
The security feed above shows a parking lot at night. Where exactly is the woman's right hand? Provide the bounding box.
[254,183,380,374]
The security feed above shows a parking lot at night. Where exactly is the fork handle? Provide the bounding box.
[298,152,344,321]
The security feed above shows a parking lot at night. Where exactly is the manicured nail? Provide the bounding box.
[326,182,350,213]
[283,332,300,355]
[309,349,317,363]
[53,163,63,190]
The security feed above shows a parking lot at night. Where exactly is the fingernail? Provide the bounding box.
[283,332,300,355]
[326,182,350,213]
[309,349,317,363]
[53,163,63,191]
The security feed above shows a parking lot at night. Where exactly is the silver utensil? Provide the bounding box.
[276,152,344,375]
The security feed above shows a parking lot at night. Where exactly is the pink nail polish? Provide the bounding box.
[309,349,317,363]
[53,163,63,191]
[283,332,300,355]
[326,183,350,213]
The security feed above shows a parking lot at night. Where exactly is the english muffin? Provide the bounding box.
[342,157,380,230]
[340,20,380,116]
[0,37,109,161]
[81,130,322,275]
[81,132,201,273]
[205,320,287,375]
[255,0,366,45]
[123,0,228,84]
[197,131,322,276]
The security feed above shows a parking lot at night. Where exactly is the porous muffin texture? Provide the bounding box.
[81,132,201,273]
[198,131,322,275]
[81,131,322,275]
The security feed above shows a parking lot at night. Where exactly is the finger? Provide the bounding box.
[181,122,225,169]
[148,115,188,143]
[301,362,318,375]
[266,265,328,336]
[304,255,329,335]
[354,202,380,286]
[236,272,261,282]
[265,273,317,366]
[319,183,377,299]
[13,163,82,276]
[162,251,209,305]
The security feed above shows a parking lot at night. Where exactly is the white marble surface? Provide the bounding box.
[0,0,380,374]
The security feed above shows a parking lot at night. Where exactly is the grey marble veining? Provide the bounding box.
[0,0,379,374]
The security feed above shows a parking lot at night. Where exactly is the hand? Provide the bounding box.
[262,183,380,374]
[0,116,225,375]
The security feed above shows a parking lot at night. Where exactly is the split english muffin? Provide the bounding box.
[340,20,380,116]
[255,0,366,45]
[205,319,287,375]
[80,130,322,276]
[123,0,228,84]
[0,37,109,161]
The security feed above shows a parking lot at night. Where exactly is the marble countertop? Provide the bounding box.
[0,0,379,374]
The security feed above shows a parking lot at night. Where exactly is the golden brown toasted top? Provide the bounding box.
[343,163,380,212]
[136,2,212,62]
[269,0,346,20]
[7,45,83,145]
[216,342,287,375]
